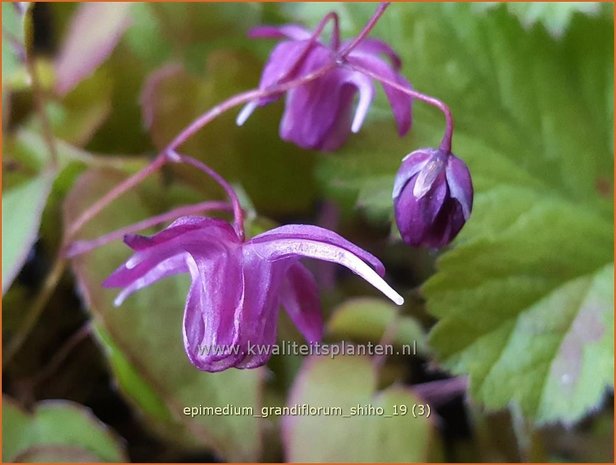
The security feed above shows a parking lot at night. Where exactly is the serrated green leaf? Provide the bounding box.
[474,2,604,38]
[314,4,613,424]
[424,186,613,424]
[283,356,439,461]
[2,396,127,462]
[64,168,264,461]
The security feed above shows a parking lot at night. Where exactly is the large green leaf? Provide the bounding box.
[64,168,264,461]
[314,4,613,424]
[2,396,127,462]
[283,356,439,461]
[425,187,613,423]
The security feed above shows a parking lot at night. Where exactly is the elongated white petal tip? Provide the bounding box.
[389,289,405,306]
[236,101,258,126]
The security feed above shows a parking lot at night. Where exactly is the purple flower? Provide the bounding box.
[392,148,473,248]
[104,216,403,372]
[237,24,412,151]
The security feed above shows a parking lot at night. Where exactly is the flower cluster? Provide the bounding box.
[237,24,412,151]
[69,3,473,372]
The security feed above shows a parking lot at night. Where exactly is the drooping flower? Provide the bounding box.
[392,148,473,248]
[237,24,413,151]
[104,216,403,372]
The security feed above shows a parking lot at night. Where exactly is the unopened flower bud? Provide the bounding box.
[392,148,473,248]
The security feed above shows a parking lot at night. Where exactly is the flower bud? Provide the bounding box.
[392,148,473,248]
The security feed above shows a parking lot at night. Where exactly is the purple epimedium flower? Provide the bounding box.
[393,148,473,248]
[104,216,403,372]
[236,24,413,151]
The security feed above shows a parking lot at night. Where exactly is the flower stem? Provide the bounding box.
[284,11,340,79]
[349,62,454,152]
[65,62,337,244]
[169,151,246,240]
[65,200,231,258]
[339,2,390,58]
[65,154,167,240]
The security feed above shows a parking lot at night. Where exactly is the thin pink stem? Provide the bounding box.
[165,63,336,154]
[169,151,246,240]
[65,61,337,245]
[66,154,166,240]
[65,201,231,258]
[327,12,341,50]
[349,62,454,152]
[287,11,339,76]
[338,2,390,58]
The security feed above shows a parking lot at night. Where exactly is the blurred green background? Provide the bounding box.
[2,2,613,462]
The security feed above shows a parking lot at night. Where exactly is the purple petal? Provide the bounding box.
[392,149,434,199]
[251,224,385,276]
[394,174,448,247]
[246,229,403,306]
[346,54,412,136]
[109,255,188,306]
[280,65,374,151]
[281,263,323,343]
[103,229,227,300]
[183,251,246,372]
[345,71,375,133]
[249,24,312,41]
[446,154,473,220]
[233,252,286,369]
[256,40,317,105]
[413,150,447,198]
[55,3,132,95]
[278,45,343,149]
[124,216,237,251]
[347,37,402,69]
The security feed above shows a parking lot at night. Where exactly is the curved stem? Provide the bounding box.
[65,154,167,240]
[169,151,246,240]
[339,2,390,58]
[65,200,231,258]
[350,62,454,152]
[324,11,341,51]
[65,48,338,243]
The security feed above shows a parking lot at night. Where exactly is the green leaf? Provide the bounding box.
[64,168,264,461]
[2,169,55,293]
[283,356,439,461]
[424,186,613,424]
[2,396,127,462]
[327,297,427,353]
[473,2,604,38]
[314,4,613,424]
[2,3,31,85]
